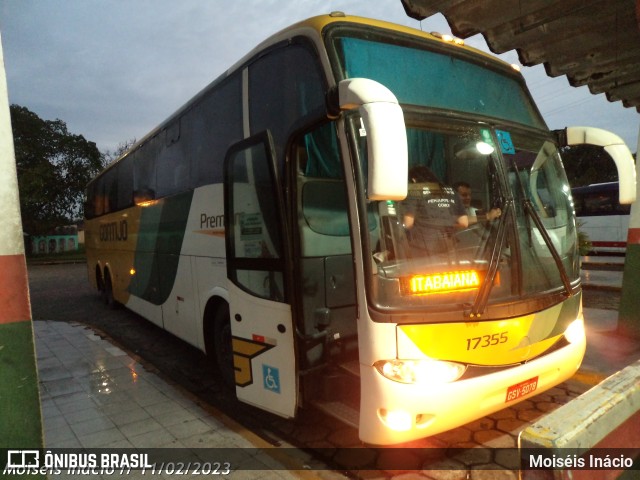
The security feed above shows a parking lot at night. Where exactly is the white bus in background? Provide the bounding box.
[572,182,630,255]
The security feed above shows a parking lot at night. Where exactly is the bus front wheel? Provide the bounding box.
[212,304,235,390]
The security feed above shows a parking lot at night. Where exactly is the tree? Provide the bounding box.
[101,138,137,166]
[10,105,105,235]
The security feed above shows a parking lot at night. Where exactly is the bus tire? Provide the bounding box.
[102,270,117,309]
[96,267,105,296]
[212,303,235,390]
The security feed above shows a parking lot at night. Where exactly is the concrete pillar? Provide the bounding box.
[0,31,44,449]
[619,122,640,339]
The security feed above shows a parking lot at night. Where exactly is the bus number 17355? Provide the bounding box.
[466,331,509,350]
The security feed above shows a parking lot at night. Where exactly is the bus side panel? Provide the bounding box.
[126,295,164,328]
[179,185,226,257]
[85,208,139,306]
[118,205,164,328]
[84,206,167,327]
[193,257,228,351]
[162,254,198,347]
[179,184,227,351]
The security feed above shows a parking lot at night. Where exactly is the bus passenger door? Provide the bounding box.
[223,132,297,418]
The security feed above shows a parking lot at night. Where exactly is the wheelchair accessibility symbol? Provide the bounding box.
[496,129,515,154]
[262,364,281,394]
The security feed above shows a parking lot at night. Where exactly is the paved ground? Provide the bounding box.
[582,288,620,310]
[35,320,314,479]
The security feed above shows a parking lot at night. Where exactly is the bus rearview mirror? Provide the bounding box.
[336,78,408,201]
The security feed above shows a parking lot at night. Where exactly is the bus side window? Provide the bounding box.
[189,73,243,188]
[297,123,350,255]
[86,181,100,218]
[225,134,286,302]
[156,149,188,197]
[249,40,325,168]
[133,138,158,202]
[117,156,134,210]
[103,167,118,214]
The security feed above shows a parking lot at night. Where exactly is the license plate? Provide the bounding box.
[505,376,538,403]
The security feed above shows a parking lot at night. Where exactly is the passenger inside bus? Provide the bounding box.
[401,165,468,255]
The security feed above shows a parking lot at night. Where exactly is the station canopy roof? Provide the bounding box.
[400,0,640,113]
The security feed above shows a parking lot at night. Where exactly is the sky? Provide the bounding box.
[1,0,639,155]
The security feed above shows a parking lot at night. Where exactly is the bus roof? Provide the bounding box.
[95,13,524,180]
[251,12,516,72]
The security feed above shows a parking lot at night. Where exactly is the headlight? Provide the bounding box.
[374,359,466,384]
[564,318,585,344]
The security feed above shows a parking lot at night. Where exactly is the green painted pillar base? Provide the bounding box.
[618,244,640,339]
[0,321,43,449]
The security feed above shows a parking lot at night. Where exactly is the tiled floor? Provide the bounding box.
[34,320,313,479]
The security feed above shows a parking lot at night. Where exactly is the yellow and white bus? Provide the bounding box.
[85,13,636,445]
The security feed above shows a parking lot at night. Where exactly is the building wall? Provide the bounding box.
[31,235,79,255]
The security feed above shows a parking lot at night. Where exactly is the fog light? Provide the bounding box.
[374,359,466,384]
[564,318,585,344]
[380,409,412,431]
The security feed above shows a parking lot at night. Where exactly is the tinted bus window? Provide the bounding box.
[133,137,160,200]
[249,42,325,163]
[117,157,134,209]
[103,167,118,214]
[156,122,188,197]
[190,74,243,187]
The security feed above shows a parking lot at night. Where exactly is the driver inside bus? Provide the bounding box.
[453,181,502,225]
[402,165,468,254]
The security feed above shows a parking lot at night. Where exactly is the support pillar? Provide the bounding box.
[619,121,640,339]
[0,31,44,450]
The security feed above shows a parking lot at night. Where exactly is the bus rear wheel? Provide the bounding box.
[213,303,235,390]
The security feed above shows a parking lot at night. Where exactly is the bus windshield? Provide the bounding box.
[329,28,546,130]
[350,116,579,319]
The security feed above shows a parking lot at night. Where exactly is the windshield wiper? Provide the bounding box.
[509,158,573,297]
[521,198,573,296]
[469,200,511,318]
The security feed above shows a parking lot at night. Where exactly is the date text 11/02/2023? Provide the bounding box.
[3,462,232,477]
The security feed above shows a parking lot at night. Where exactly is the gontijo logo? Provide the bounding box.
[99,219,128,241]
[4,450,151,475]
